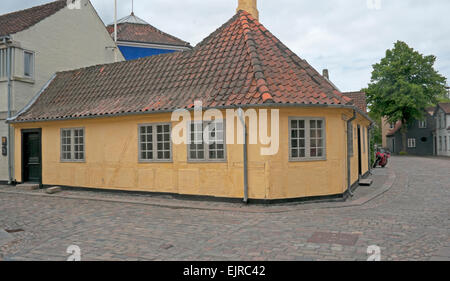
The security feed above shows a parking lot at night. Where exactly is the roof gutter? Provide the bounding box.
[3,35,13,184]
[7,74,56,123]
[8,102,373,124]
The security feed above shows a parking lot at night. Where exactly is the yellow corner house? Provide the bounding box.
[7,7,372,203]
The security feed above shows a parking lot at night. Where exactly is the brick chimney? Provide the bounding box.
[237,0,259,20]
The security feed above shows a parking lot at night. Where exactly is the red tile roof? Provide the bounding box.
[13,11,353,123]
[0,0,66,37]
[437,103,450,114]
[342,91,367,112]
[106,15,191,47]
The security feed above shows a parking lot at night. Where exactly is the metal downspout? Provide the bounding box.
[237,108,249,204]
[367,123,374,175]
[347,110,357,197]
[6,39,13,184]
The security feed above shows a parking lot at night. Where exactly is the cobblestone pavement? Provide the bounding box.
[0,156,448,261]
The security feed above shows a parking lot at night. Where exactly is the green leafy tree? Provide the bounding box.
[366,41,447,152]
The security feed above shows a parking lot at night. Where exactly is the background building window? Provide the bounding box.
[61,128,85,161]
[407,138,416,148]
[24,51,34,78]
[139,123,171,162]
[188,121,225,162]
[290,117,326,161]
[0,48,7,78]
[418,120,427,128]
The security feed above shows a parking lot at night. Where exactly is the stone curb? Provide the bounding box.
[0,169,396,214]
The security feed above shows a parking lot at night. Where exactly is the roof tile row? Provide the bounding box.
[14,11,355,123]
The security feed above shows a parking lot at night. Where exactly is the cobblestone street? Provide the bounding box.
[0,156,449,261]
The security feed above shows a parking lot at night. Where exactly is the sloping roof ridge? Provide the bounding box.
[250,16,351,105]
[144,22,191,47]
[238,11,274,104]
[437,102,450,114]
[54,48,183,76]
[109,21,191,47]
[0,0,63,19]
[194,13,241,49]
[116,13,149,25]
[0,0,66,36]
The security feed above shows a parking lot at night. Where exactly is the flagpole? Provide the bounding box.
[114,0,118,62]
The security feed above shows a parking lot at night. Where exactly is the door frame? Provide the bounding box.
[21,128,42,185]
[357,125,362,177]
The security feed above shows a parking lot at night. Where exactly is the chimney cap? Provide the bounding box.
[322,69,329,80]
[237,0,259,21]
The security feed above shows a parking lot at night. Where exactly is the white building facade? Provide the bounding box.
[434,103,450,157]
[0,0,124,183]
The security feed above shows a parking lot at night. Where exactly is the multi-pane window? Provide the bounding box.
[139,123,171,162]
[290,118,326,161]
[407,138,416,148]
[418,120,427,129]
[24,51,34,78]
[188,121,225,161]
[61,128,85,161]
[0,48,7,78]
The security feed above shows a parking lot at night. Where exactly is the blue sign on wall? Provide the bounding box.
[118,45,176,60]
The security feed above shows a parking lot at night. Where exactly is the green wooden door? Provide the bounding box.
[23,132,41,183]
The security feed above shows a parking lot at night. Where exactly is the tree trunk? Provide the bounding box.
[401,120,407,153]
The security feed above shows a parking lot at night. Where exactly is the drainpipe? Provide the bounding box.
[346,109,357,197]
[3,36,13,184]
[367,123,374,175]
[237,108,249,204]
[114,0,118,62]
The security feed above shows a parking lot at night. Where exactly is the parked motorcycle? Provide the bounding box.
[373,148,391,168]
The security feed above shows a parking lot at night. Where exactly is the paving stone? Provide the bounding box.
[45,187,62,194]
[16,183,39,191]
[0,156,448,261]
[0,229,14,246]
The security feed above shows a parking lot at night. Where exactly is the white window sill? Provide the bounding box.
[12,76,35,84]
[289,157,327,162]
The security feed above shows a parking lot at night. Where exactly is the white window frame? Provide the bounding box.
[418,120,427,129]
[407,138,416,148]
[60,128,85,162]
[187,120,226,162]
[445,136,448,152]
[0,48,7,79]
[138,123,172,163]
[23,50,34,79]
[289,117,326,162]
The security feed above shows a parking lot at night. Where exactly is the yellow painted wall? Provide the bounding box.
[349,116,371,186]
[13,107,370,200]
